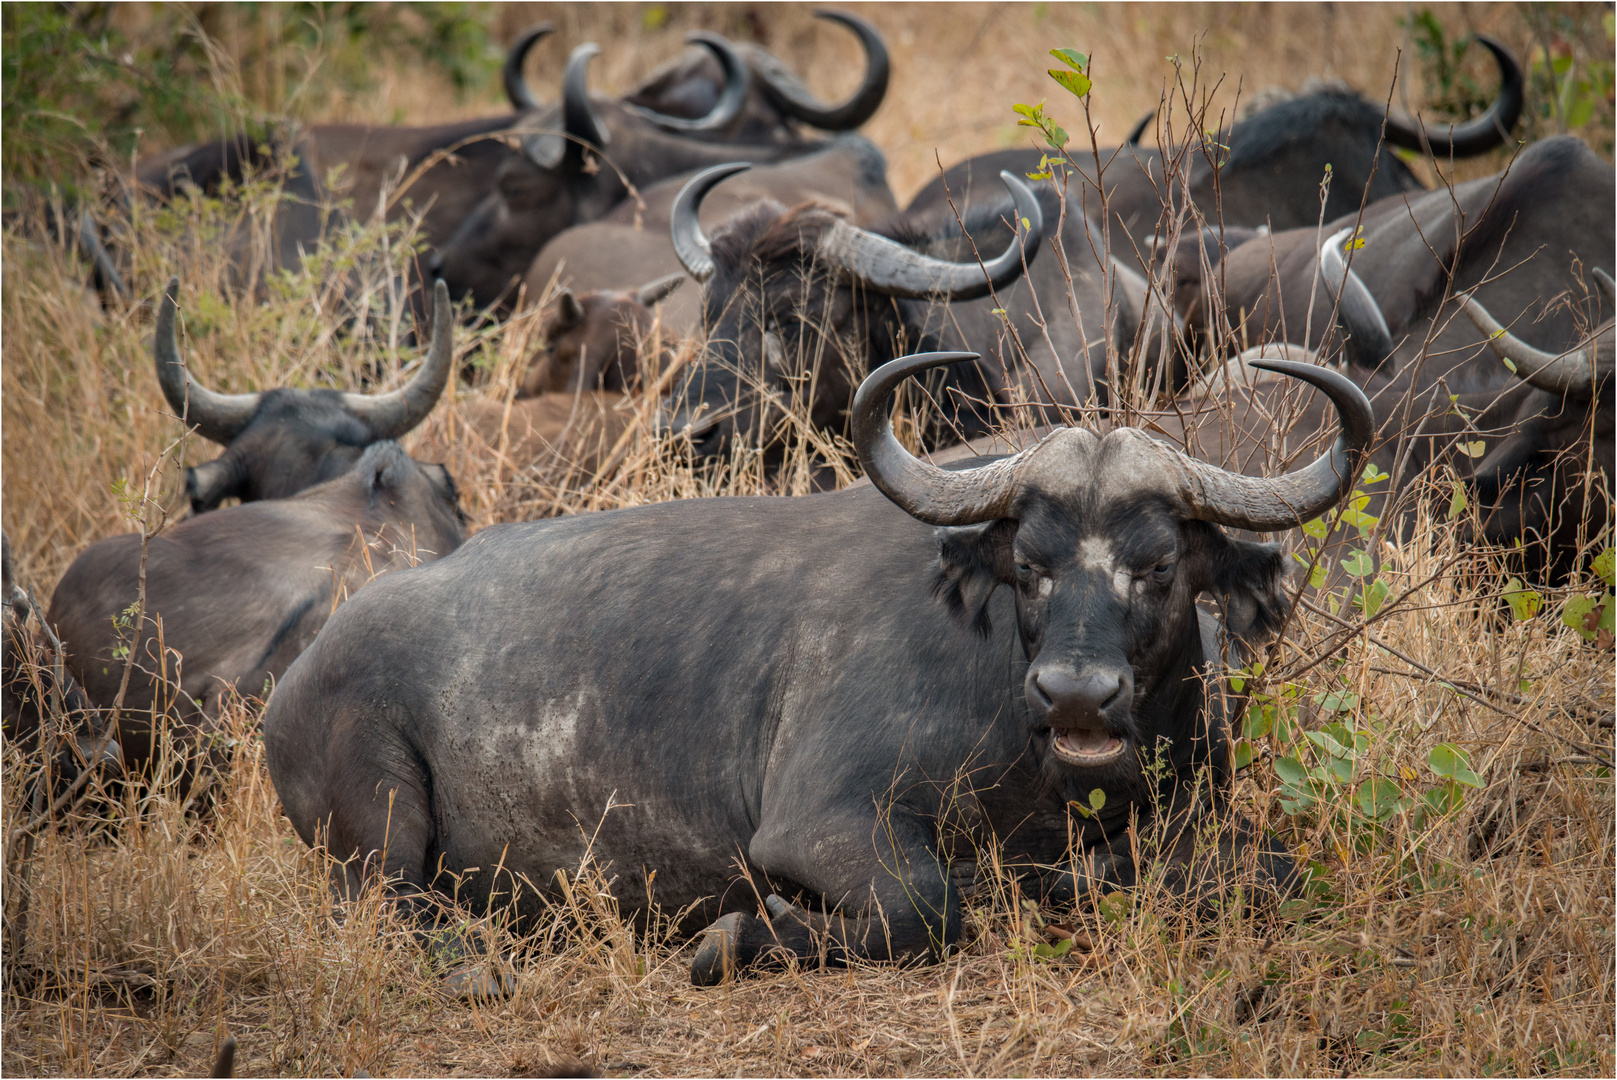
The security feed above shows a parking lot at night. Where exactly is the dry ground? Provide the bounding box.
[3,3,1614,1077]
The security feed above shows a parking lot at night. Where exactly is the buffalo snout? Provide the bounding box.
[1028,664,1134,765]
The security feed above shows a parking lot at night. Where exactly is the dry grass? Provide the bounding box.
[4,4,1614,1077]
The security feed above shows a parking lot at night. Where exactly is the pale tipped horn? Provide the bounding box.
[628,33,749,133]
[1458,291,1611,396]
[1594,267,1614,305]
[853,351,1030,525]
[153,277,261,444]
[561,43,610,164]
[1124,109,1155,146]
[1384,36,1523,158]
[819,170,1043,300]
[670,162,752,283]
[854,352,1373,531]
[635,272,685,307]
[502,23,554,111]
[751,10,889,130]
[339,280,455,437]
[1318,227,1394,370]
[1169,359,1375,530]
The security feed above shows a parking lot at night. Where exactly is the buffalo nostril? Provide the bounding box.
[1034,669,1125,722]
[427,253,445,277]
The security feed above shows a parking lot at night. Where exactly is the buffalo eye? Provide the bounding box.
[1014,562,1045,596]
[1143,559,1177,586]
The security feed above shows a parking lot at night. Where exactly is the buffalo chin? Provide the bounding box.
[1049,727,1126,766]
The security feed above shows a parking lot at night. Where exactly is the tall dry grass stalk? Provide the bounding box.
[4,4,1613,1076]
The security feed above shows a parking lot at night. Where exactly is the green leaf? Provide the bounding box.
[1592,548,1615,587]
[1356,777,1405,820]
[1360,463,1389,485]
[1244,702,1273,740]
[1300,517,1328,540]
[1273,755,1310,786]
[1502,577,1543,621]
[1429,743,1483,787]
[1308,559,1330,590]
[1088,788,1106,812]
[1032,936,1075,959]
[1048,67,1092,98]
[1359,577,1389,619]
[1232,739,1255,770]
[1447,481,1469,520]
[1046,123,1068,148]
[1312,690,1360,715]
[1024,169,1053,181]
[1011,102,1043,120]
[1339,505,1379,538]
[1048,47,1089,70]
[1339,549,1375,577]
[1098,891,1130,925]
[1562,594,1613,642]
[1458,440,1487,458]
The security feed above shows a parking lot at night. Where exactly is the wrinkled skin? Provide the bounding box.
[669,187,1159,461]
[265,439,1302,987]
[49,443,465,777]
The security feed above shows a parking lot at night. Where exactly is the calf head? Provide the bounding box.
[665,162,1042,458]
[1460,282,1614,581]
[855,350,1372,794]
[521,275,683,396]
[155,277,454,514]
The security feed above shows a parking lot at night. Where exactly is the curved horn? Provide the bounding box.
[1171,359,1374,530]
[1594,267,1615,305]
[750,9,889,130]
[1318,227,1394,370]
[1384,35,1523,157]
[1458,292,1610,396]
[670,161,752,283]
[561,43,610,162]
[153,277,260,445]
[629,33,749,133]
[502,23,554,111]
[854,351,1030,525]
[78,211,128,300]
[820,170,1044,301]
[854,353,1373,532]
[340,279,455,437]
[1124,109,1156,146]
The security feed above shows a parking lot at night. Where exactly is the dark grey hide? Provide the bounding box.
[48,441,465,778]
[262,356,1371,986]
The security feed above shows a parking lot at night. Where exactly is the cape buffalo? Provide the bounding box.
[662,162,1172,460]
[48,440,465,780]
[536,9,889,146]
[1181,136,1614,391]
[520,275,685,397]
[156,278,454,513]
[520,133,900,338]
[3,532,117,802]
[907,37,1523,250]
[262,350,1371,990]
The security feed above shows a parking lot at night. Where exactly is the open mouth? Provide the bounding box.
[1049,727,1126,765]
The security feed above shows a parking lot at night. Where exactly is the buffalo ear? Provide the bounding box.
[186,456,244,514]
[933,520,1017,637]
[554,290,585,331]
[634,272,685,307]
[1207,535,1290,644]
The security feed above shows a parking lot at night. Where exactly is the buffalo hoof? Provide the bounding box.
[690,911,749,986]
[443,962,515,1000]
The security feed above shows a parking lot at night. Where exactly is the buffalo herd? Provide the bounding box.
[11,13,1611,993]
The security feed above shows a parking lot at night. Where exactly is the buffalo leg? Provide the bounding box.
[690,808,961,985]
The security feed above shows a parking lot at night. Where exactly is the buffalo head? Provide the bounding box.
[1459,276,1614,580]
[155,277,455,513]
[855,350,1372,787]
[432,34,761,314]
[521,274,684,396]
[665,162,1042,458]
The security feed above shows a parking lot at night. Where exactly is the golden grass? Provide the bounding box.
[4,3,1614,1077]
